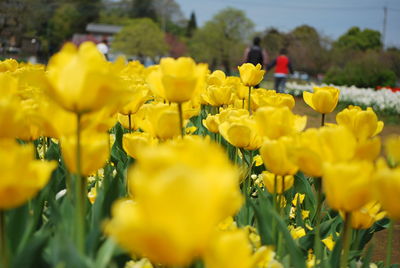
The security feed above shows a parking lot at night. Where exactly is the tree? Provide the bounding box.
[189,7,254,74]
[130,0,158,21]
[112,18,168,59]
[287,25,331,77]
[334,27,382,51]
[186,11,197,38]
[261,28,287,59]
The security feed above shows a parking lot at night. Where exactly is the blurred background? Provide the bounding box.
[0,0,399,88]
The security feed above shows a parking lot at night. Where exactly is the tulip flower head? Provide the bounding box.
[303,86,339,114]
[238,63,265,87]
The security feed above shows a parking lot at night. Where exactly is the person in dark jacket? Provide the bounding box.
[243,36,268,88]
[267,48,294,93]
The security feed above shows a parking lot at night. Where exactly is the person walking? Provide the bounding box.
[243,36,268,88]
[267,48,293,93]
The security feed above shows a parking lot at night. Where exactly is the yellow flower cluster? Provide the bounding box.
[1,42,400,267]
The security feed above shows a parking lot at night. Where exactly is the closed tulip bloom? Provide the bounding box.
[238,63,265,86]
[204,229,268,268]
[105,138,242,266]
[323,161,374,212]
[118,113,139,131]
[0,140,56,209]
[354,137,381,161]
[120,85,150,115]
[202,114,220,133]
[0,73,25,138]
[344,202,385,229]
[260,137,298,176]
[385,135,400,165]
[182,98,201,119]
[373,162,400,220]
[0,58,19,72]
[137,103,181,140]
[291,126,357,177]
[219,116,262,150]
[262,171,294,194]
[255,106,306,140]
[303,86,339,114]
[147,57,208,103]
[123,132,157,159]
[258,92,295,110]
[46,42,131,114]
[61,130,109,176]
[336,106,384,141]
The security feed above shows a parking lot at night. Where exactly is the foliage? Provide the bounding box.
[324,52,397,88]
[287,25,331,77]
[186,11,197,38]
[112,18,168,58]
[189,7,254,74]
[334,27,382,51]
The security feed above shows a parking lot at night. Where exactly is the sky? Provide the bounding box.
[175,0,400,47]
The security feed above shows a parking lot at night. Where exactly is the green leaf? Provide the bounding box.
[94,238,117,268]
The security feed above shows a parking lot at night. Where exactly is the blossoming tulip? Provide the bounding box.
[303,86,339,114]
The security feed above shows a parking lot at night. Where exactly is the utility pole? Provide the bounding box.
[382,5,387,49]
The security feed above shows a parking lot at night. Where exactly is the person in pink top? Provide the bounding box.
[267,48,294,93]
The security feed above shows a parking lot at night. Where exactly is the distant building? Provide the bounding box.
[71,23,123,46]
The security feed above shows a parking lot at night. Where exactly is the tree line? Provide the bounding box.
[1,0,399,87]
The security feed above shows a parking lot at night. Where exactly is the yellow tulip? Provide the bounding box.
[291,126,357,177]
[354,137,381,161]
[258,92,295,110]
[123,132,157,159]
[322,235,335,251]
[345,202,386,229]
[219,116,262,150]
[373,162,400,220]
[255,106,306,140]
[120,85,150,115]
[202,114,220,133]
[260,137,298,176]
[0,59,19,72]
[105,137,242,266]
[262,171,294,194]
[0,73,25,138]
[88,186,97,204]
[118,113,139,131]
[385,135,400,165]
[0,139,56,209]
[46,42,131,114]
[61,130,109,176]
[137,103,181,140]
[147,57,208,103]
[303,86,339,114]
[125,259,154,268]
[288,226,306,239]
[323,161,374,212]
[202,70,235,107]
[204,229,268,268]
[336,106,384,141]
[182,98,201,120]
[238,63,265,87]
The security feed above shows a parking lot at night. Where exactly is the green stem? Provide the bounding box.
[0,210,8,268]
[340,212,352,268]
[313,177,323,266]
[248,86,252,114]
[246,150,253,195]
[321,113,325,127]
[385,219,394,268]
[75,113,85,255]
[234,147,238,165]
[128,113,132,133]
[242,99,245,109]
[178,103,184,137]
